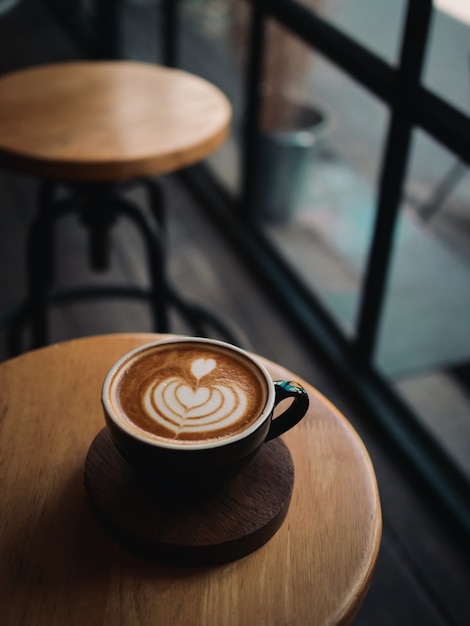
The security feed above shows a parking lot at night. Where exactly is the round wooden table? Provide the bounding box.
[0,334,381,625]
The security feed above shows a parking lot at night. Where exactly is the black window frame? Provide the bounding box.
[186,0,470,538]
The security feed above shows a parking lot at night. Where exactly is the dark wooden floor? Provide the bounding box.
[0,2,469,624]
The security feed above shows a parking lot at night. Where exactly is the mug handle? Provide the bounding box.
[266,380,310,441]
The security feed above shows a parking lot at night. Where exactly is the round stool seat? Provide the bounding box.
[0,61,231,181]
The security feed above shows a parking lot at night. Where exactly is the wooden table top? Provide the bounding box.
[0,61,231,181]
[0,334,381,626]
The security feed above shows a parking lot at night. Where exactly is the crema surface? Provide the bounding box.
[112,343,268,444]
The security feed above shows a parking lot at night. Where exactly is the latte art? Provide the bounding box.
[112,341,269,444]
[143,358,248,436]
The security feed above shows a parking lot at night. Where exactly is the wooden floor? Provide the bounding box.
[0,2,469,624]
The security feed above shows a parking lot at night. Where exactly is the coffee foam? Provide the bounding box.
[108,341,269,445]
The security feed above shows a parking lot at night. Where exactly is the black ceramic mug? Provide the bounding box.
[101,337,309,484]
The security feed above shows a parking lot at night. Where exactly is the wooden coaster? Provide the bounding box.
[84,428,294,566]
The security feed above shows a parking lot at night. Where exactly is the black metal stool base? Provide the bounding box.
[2,179,244,356]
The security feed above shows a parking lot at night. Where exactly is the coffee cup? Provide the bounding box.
[101,337,309,485]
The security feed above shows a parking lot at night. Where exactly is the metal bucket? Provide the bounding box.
[253,104,333,223]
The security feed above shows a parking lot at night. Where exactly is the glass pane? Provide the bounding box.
[376,127,470,374]
[426,2,470,115]
[375,128,470,479]
[260,53,388,338]
[315,0,407,65]
[178,0,242,193]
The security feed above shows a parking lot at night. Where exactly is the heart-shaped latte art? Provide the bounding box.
[176,384,210,409]
[191,358,216,380]
[141,356,249,438]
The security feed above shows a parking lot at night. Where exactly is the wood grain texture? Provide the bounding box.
[0,333,382,626]
[0,61,231,181]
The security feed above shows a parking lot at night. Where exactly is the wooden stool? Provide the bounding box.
[0,333,382,625]
[0,61,232,351]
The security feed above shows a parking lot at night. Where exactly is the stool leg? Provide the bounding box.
[112,194,169,333]
[79,182,169,333]
[5,302,27,357]
[27,201,54,349]
[140,179,169,332]
[138,179,243,344]
[39,182,58,286]
[140,178,166,232]
[146,221,169,334]
[78,184,117,272]
[8,182,59,354]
